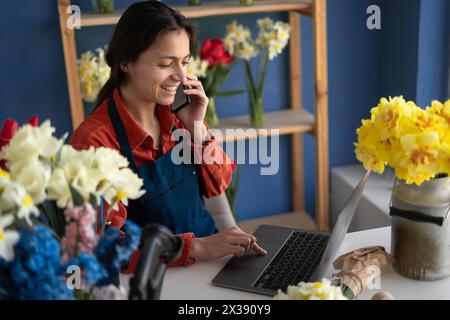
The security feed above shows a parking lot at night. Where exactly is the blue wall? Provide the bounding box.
[0,0,449,222]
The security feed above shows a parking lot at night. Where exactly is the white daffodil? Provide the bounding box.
[9,158,51,205]
[92,147,129,175]
[236,41,259,61]
[0,120,66,165]
[224,21,257,60]
[0,214,19,261]
[104,168,145,209]
[257,17,274,30]
[273,278,347,300]
[46,168,72,208]
[187,56,209,78]
[0,179,39,225]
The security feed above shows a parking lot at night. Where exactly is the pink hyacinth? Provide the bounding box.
[61,203,99,262]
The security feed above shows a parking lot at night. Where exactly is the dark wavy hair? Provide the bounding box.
[95,0,198,108]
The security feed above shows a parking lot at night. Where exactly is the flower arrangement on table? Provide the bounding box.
[0,118,145,299]
[223,18,291,127]
[354,96,450,185]
[273,278,348,300]
[78,46,110,104]
[187,38,245,128]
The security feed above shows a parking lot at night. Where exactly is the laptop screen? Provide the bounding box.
[310,170,371,281]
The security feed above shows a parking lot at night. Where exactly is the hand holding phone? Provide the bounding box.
[171,85,191,113]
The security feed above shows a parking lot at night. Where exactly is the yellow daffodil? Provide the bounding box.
[78,47,111,102]
[355,97,450,185]
[393,131,444,185]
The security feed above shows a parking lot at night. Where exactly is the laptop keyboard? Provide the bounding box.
[253,232,330,292]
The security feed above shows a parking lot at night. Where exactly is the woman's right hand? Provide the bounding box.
[189,226,267,261]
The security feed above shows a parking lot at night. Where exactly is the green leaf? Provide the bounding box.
[89,193,98,209]
[69,184,85,207]
[215,89,246,97]
[55,146,62,166]
[244,60,256,102]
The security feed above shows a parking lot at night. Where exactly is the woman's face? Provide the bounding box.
[123,28,191,106]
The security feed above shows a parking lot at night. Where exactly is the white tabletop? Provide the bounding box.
[120,226,450,300]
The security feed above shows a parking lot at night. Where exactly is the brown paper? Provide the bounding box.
[332,246,392,298]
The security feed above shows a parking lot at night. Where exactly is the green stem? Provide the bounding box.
[249,96,264,127]
[244,60,256,103]
[205,96,219,127]
[257,49,269,98]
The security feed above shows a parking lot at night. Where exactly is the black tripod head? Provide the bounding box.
[128,224,183,300]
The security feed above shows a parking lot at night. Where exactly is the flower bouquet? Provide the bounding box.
[187,38,245,127]
[273,278,348,300]
[355,97,450,280]
[224,18,291,127]
[0,118,146,299]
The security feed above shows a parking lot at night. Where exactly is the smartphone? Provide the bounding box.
[171,85,191,113]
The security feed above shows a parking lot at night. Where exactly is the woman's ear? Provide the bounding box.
[120,62,129,73]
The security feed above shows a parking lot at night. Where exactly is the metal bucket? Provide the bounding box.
[390,176,450,280]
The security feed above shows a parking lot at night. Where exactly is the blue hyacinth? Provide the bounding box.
[66,252,107,287]
[95,221,141,286]
[0,226,74,300]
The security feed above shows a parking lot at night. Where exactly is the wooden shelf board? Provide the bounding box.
[81,0,313,27]
[213,108,314,142]
[238,211,317,234]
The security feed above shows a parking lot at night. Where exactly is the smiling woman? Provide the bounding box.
[70,0,266,275]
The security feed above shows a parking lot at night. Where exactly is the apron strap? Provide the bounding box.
[108,98,139,173]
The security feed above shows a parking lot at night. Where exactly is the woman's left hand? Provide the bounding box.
[176,73,209,136]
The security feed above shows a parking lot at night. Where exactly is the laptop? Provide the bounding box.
[212,170,371,296]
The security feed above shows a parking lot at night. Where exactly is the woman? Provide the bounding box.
[70,1,266,269]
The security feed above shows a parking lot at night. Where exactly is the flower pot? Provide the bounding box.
[92,0,114,13]
[205,96,219,128]
[390,176,450,280]
[249,96,264,127]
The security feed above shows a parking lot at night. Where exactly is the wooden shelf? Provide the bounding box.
[238,211,317,234]
[81,0,313,27]
[213,108,314,142]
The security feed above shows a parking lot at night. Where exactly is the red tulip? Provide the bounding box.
[0,118,19,150]
[200,38,234,66]
[28,116,39,127]
[0,118,19,170]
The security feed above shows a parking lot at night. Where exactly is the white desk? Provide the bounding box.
[120,227,450,300]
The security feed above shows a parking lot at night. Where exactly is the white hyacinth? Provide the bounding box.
[273,278,348,300]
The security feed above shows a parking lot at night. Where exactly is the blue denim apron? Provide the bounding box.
[108,98,216,237]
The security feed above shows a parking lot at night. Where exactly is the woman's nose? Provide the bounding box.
[173,64,188,83]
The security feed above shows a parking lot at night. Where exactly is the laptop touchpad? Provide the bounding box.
[231,242,280,269]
